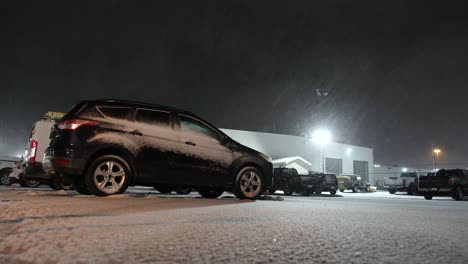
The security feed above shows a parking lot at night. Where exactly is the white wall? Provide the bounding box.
[221,129,374,182]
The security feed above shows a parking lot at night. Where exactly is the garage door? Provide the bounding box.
[326,158,342,175]
[353,160,369,181]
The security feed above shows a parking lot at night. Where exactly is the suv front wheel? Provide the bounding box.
[232,166,264,200]
[85,155,131,196]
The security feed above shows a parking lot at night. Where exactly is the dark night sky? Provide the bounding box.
[1,0,468,168]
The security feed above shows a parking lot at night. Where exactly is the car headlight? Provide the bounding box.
[259,152,272,162]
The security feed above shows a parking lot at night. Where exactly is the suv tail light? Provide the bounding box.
[448,179,453,186]
[57,119,100,130]
[295,176,301,184]
[28,140,38,163]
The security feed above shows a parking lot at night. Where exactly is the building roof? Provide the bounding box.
[272,156,312,166]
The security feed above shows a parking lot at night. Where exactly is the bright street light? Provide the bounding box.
[433,148,441,170]
[311,129,332,173]
[311,129,332,146]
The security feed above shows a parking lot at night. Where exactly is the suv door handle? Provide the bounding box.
[185,141,196,146]
[130,130,143,136]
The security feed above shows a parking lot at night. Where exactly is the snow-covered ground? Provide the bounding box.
[0,186,466,263]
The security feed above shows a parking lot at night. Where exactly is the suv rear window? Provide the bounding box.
[61,102,86,120]
[98,106,133,120]
[135,109,170,127]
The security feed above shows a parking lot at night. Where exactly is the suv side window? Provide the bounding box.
[98,106,133,120]
[180,115,220,140]
[135,109,170,127]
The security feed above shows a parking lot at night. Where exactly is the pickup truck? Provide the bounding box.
[384,172,421,195]
[268,168,337,196]
[418,169,467,200]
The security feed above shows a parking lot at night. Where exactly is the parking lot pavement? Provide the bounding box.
[0,186,467,263]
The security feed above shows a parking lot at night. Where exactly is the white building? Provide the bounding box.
[221,129,375,183]
[271,156,312,175]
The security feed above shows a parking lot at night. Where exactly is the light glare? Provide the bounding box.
[311,129,332,146]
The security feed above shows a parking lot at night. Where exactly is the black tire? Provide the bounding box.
[453,186,464,201]
[50,177,62,190]
[283,183,294,196]
[232,166,264,200]
[174,186,192,195]
[388,188,396,194]
[352,186,358,193]
[301,190,310,196]
[0,169,13,186]
[268,189,277,194]
[73,176,91,195]
[157,186,173,194]
[60,175,74,191]
[424,193,433,200]
[315,189,322,195]
[25,179,40,188]
[330,190,337,195]
[85,155,131,196]
[339,189,345,192]
[19,178,28,187]
[198,187,224,198]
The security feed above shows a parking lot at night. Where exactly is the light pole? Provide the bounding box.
[433,149,441,171]
[311,129,332,173]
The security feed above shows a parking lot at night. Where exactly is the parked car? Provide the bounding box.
[269,168,337,196]
[0,156,18,185]
[337,174,371,192]
[269,168,300,195]
[384,172,421,195]
[418,169,467,200]
[22,112,72,189]
[43,99,273,199]
[311,173,338,195]
[5,158,24,185]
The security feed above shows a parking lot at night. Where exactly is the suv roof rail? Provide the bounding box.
[94,98,194,115]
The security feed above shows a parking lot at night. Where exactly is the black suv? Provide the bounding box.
[43,99,273,199]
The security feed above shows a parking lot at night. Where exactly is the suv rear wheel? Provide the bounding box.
[198,187,224,198]
[50,176,74,191]
[232,166,264,200]
[85,155,131,196]
[174,186,192,195]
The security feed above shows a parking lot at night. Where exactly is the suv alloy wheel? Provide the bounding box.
[85,155,131,196]
[233,166,264,200]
